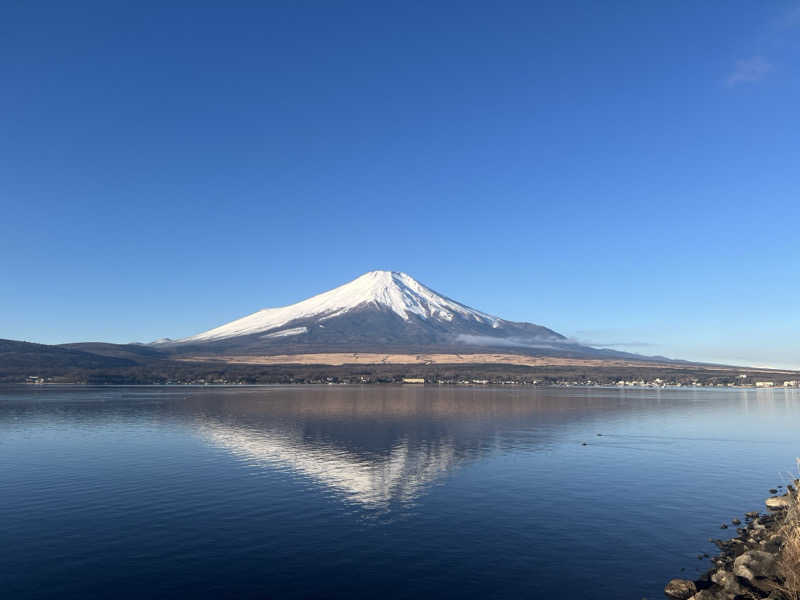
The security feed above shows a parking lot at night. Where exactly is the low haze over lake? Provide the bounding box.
[2,385,798,599]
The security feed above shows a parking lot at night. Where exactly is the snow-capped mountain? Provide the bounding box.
[182,271,519,342]
[159,270,638,359]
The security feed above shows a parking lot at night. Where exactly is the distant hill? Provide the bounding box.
[0,339,137,372]
[0,336,796,386]
[59,342,168,362]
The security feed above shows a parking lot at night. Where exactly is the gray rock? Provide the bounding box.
[664,578,697,599]
[686,591,719,600]
[728,540,748,557]
[765,495,791,510]
[761,534,783,554]
[710,569,746,597]
[732,550,778,592]
[760,512,778,523]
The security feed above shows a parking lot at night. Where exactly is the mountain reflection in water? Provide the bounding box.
[200,423,459,506]
[188,385,616,507]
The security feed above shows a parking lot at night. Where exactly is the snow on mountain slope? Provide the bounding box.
[180,271,501,343]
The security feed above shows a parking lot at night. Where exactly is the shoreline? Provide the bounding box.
[665,476,799,600]
[5,381,800,390]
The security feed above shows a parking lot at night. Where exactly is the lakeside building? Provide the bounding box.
[755,381,775,388]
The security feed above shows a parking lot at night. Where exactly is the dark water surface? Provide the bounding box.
[2,385,798,599]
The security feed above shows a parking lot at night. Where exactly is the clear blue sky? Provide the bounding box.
[2,1,799,369]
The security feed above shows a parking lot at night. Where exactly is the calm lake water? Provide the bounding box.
[1,385,798,599]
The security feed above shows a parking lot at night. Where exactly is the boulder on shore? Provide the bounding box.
[664,578,697,599]
[765,495,791,510]
[710,569,745,597]
[732,550,778,592]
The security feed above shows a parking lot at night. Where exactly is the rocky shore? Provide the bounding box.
[665,480,799,600]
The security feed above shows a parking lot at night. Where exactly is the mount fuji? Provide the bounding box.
[158,270,645,360]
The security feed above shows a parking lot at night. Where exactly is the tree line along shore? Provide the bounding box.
[5,361,800,387]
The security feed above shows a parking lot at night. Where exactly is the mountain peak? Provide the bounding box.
[330,270,495,322]
[349,270,411,288]
[350,270,421,290]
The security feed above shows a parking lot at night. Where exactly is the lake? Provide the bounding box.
[1,385,798,599]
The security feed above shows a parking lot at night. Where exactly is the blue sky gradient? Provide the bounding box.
[2,2,799,368]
